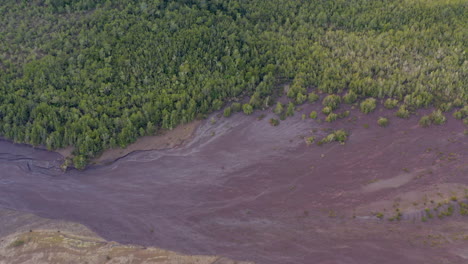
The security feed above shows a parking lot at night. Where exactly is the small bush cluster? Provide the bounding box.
[419,115,432,127]
[309,111,318,119]
[317,129,348,145]
[453,106,468,120]
[360,98,377,114]
[286,102,295,116]
[322,106,332,115]
[420,110,448,127]
[384,98,399,109]
[343,91,357,104]
[395,105,410,118]
[305,136,315,145]
[377,117,389,127]
[296,92,307,104]
[430,110,446,125]
[325,113,338,122]
[274,102,284,115]
[322,94,341,110]
[242,103,253,115]
[403,92,433,108]
[223,107,232,117]
[308,92,319,103]
[339,110,350,118]
[438,103,452,112]
[231,102,242,112]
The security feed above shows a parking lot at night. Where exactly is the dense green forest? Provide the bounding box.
[0,0,466,168]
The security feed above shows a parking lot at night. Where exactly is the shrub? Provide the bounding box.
[395,105,410,118]
[305,136,315,145]
[419,115,432,127]
[334,129,348,142]
[377,117,389,127]
[339,110,350,118]
[453,106,468,120]
[301,114,306,120]
[286,102,295,116]
[296,93,307,104]
[308,92,319,103]
[73,155,87,170]
[231,102,242,112]
[269,118,279,126]
[309,111,318,119]
[360,98,377,114]
[343,91,358,104]
[403,92,433,108]
[274,102,283,115]
[325,113,338,122]
[322,106,332,115]
[375,212,384,219]
[430,110,446,125]
[453,98,463,107]
[384,98,399,109]
[453,110,464,119]
[319,129,348,145]
[242,103,253,115]
[322,94,341,110]
[439,103,452,112]
[223,107,232,117]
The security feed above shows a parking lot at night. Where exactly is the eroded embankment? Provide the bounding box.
[0,209,249,264]
[0,103,467,264]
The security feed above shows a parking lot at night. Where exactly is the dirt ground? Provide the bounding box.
[0,98,467,264]
[0,210,248,264]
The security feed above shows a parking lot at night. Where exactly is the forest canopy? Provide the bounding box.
[0,0,467,168]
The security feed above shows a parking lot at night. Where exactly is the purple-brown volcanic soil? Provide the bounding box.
[1,103,467,264]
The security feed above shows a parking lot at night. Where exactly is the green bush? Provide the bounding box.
[377,117,389,127]
[339,111,350,118]
[274,102,284,115]
[419,115,432,127]
[430,110,446,125]
[73,155,87,170]
[453,98,464,108]
[384,99,399,109]
[308,92,319,103]
[325,113,338,122]
[439,103,452,112]
[309,111,318,119]
[360,98,377,114]
[318,129,348,145]
[305,136,315,145]
[296,93,307,104]
[453,106,468,120]
[231,102,242,112]
[453,110,464,119]
[223,107,232,117]
[403,92,433,108]
[334,130,348,142]
[343,91,358,104]
[396,105,410,119]
[242,104,253,115]
[322,106,332,115]
[322,94,341,110]
[286,102,295,116]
